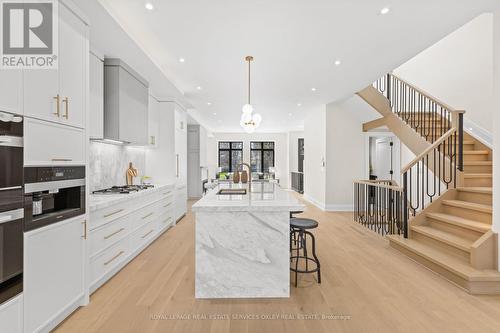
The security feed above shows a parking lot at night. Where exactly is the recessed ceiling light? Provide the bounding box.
[288,113,292,116]
[145,2,154,10]
[380,7,390,15]
[334,60,341,66]
[311,88,317,92]
[196,86,202,90]
[297,103,302,107]
[213,113,217,116]
[179,58,185,63]
[207,102,212,106]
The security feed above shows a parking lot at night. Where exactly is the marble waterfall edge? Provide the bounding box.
[195,211,290,298]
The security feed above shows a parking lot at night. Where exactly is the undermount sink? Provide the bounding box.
[217,189,247,195]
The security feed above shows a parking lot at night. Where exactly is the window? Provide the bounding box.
[250,142,275,173]
[218,141,243,173]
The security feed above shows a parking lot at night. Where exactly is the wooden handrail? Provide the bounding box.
[401,128,456,173]
[353,180,403,192]
[390,74,464,114]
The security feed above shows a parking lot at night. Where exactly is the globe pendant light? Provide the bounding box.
[241,56,262,133]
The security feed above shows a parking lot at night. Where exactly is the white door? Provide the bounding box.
[59,4,87,128]
[375,138,394,181]
[0,71,22,114]
[23,67,59,123]
[24,217,85,333]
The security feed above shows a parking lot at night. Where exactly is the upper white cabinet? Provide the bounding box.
[104,59,149,145]
[89,51,104,139]
[23,3,88,129]
[0,71,22,115]
[24,216,85,333]
[148,95,160,147]
[24,117,85,166]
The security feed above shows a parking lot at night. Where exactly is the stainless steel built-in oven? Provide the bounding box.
[24,166,86,232]
[0,112,24,304]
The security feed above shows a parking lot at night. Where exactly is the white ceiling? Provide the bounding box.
[97,0,498,133]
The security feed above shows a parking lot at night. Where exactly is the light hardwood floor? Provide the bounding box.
[55,197,500,333]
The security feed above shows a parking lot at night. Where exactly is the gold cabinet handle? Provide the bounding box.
[104,251,124,266]
[163,203,172,208]
[150,136,155,145]
[163,191,172,196]
[162,217,172,224]
[104,227,125,240]
[82,220,87,240]
[141,229,154,239]
[176,154,179,178]
[103,209,124,218]
[53,94,60,117]
[62,97,69,119]
[142,212,154,220]
[51,158,72,162]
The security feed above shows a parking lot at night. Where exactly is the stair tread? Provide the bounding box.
[463,173,492,178]
[463,150,489,155]
[411,225,473,252]
[387,235,500,281]
[442,200,493,213]
[456,187,492,194]
[426,212,490,233]
[463,161,492,165]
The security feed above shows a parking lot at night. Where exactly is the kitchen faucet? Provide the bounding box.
[236,162,251,185]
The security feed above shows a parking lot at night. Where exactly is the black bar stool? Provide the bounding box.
[289,211,303,252]
[290,218,321,287]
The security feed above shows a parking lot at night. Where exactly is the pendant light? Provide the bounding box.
[240,56,262,133]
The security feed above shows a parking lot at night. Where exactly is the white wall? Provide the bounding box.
[395,14,494,133]
[325,102,365,211]
[303,106,327,208]
[206,132,289,189]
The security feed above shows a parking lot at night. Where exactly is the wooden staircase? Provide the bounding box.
[358,74,499,294]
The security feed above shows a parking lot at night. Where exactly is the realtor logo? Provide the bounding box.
[1,0,58,69]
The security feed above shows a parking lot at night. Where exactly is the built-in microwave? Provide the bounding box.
[24,166,86,232]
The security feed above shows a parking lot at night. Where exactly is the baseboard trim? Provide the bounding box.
[325,204,354,212]
[464,118,493,149]
[302,194,326,211]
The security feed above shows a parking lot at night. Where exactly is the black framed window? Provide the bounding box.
[250,142,275,173]
[218,141,243,172]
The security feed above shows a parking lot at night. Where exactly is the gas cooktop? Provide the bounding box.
[92,185,154,194]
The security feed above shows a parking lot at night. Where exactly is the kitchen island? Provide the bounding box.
[192,181,305,299]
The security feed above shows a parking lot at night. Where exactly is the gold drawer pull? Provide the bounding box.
[63,97,69,119]
[104,228,125,240]
[104,209,124,218]
[162,217,172,224]
[104,251,124,266]
[141,229,154,239]
[142,212,154,220]
[82,220,87,240]
[163,191,172,196]
[51,158,72,162]
[163,203,172,208]
[53,94,60,117]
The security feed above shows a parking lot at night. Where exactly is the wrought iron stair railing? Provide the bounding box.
[354,73,465,238]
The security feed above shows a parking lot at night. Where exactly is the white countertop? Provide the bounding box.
[192,182,305,212]
[88,184,175,212]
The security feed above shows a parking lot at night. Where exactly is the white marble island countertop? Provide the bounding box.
[192,182,305,213]
[89,184,175,212]
[193,181,305,299]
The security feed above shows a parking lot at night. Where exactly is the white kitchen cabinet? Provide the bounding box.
[148,95,160,147]
[24,216,85,333]
[0,294,23,333]
[89,51,104,139]
[23,2,88,129]
[187,125,201,198]
[24,117,85,166]
[175,185,188,222]
[0,71,22,115]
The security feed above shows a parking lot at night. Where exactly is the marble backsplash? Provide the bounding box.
[89,141,146,192]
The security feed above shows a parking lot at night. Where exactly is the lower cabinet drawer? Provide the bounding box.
[90,238,129,286]
[129,220,157,253]
[89,215,130,257]
[158,211,174,231]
